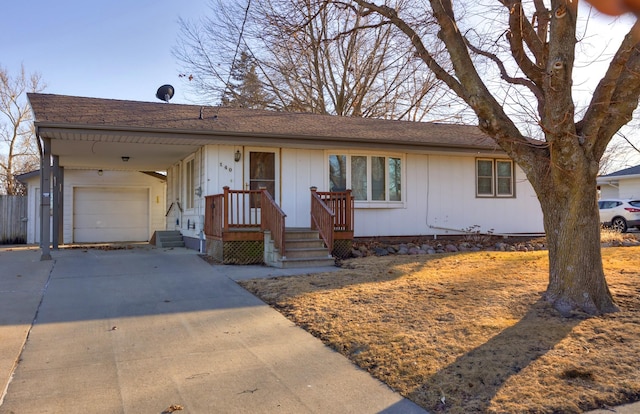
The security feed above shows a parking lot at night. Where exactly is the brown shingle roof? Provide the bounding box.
[28,93,498,151]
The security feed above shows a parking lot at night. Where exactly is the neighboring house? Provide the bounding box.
[17,169,166,244]
[597,164,640,199]
[28,93,544,265]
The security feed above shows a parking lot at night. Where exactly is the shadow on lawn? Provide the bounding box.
[408,299,581,413]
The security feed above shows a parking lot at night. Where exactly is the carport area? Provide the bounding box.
[0,245,424,413]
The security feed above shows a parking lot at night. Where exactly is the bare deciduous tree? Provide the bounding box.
[348,0,640,315]
[174,0,462,121]
[0,65,44,195]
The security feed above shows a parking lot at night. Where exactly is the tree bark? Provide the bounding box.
[535,156,618,316]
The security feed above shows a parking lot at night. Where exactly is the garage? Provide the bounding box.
[73,187,150,243]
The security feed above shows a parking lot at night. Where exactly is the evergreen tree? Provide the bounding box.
[221,50,272,109]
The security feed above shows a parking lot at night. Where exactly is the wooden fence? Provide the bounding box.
[0,195,28,244]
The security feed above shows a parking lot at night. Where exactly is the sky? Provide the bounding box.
[2,1,634,104]
[2,1,635,106]
[1,1,639,168]
[3,0,210,104]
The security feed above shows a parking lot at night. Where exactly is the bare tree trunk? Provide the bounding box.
[537,163,618,316]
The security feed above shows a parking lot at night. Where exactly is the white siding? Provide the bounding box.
[280,148,325,227]
[352,153,543,237]
[598,177,640,200]
[171,146,544,239]
[619,177,640,199]
[167,145,242,239]
[599,184,619,199]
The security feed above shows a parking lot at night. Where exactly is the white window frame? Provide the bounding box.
[327,151,405,208]
[476,158,515,198]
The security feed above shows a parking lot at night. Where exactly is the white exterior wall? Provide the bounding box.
[619,177,640,199]
[599,184,619,199]
[280,148,325,227]
[166,145,242,240]
[24,170,166,244]
[598,176,640,200]
[171,146,545,239]
[351,153,543,237]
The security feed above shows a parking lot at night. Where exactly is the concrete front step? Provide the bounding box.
[285,238,327,249]
[265,228,335,268]
[283,228,325,240]
[284,247,331,259]
[154,230,185,248]
[162,241,186,248]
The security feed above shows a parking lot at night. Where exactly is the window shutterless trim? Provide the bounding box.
[328,151,404,204]
[475,158,515,198]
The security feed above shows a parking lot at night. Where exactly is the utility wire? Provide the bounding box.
[217,0,252,114]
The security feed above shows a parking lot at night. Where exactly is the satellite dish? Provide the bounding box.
[156,84,175,102]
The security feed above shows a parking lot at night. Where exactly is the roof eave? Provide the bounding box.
[34,122,502,154]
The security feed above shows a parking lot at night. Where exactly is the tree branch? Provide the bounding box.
[464,34,544,115]
[500,0,547,86]
[580,21,640,158]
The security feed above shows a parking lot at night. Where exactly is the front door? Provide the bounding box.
[244,148,279,217]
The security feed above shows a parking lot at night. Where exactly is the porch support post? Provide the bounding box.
[40,137,52,261]
[345,189,353,232]
[58,166,64,246]
[223,186,229,231]
[52,155,62,249]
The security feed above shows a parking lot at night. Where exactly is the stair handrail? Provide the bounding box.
[310,187,336,253]
[165,201,183,217]
[260,189,287,258]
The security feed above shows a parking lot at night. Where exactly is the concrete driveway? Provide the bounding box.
[0,245,425,414]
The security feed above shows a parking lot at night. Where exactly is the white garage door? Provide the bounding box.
[73,187,149,243]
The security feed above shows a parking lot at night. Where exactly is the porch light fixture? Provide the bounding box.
[97,169,103,176]
[121,156,130,162]
[234,150,242,162]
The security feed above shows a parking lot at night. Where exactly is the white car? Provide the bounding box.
[598,199,640,233]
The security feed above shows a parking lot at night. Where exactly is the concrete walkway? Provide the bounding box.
[0,245,425,414]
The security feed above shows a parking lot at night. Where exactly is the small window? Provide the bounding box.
[476,159,514,197]
[328,153,403,203]
[388,157,402,201]
[477,160,494,196]
[185,158,195,209]
[329,155,347,191]
[351,156,367,200]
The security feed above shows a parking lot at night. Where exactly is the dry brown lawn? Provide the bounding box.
[239,246,640,413]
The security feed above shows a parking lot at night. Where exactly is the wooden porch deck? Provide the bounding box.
[204,187,353,264]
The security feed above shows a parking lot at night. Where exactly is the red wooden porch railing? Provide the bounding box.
[310,187,335,252]
[260,190,287,258]
[205,187,263,237]
[310,187,353,252]
[205,186,352,260]
[204,193,224,238]
[204,186,287,257]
